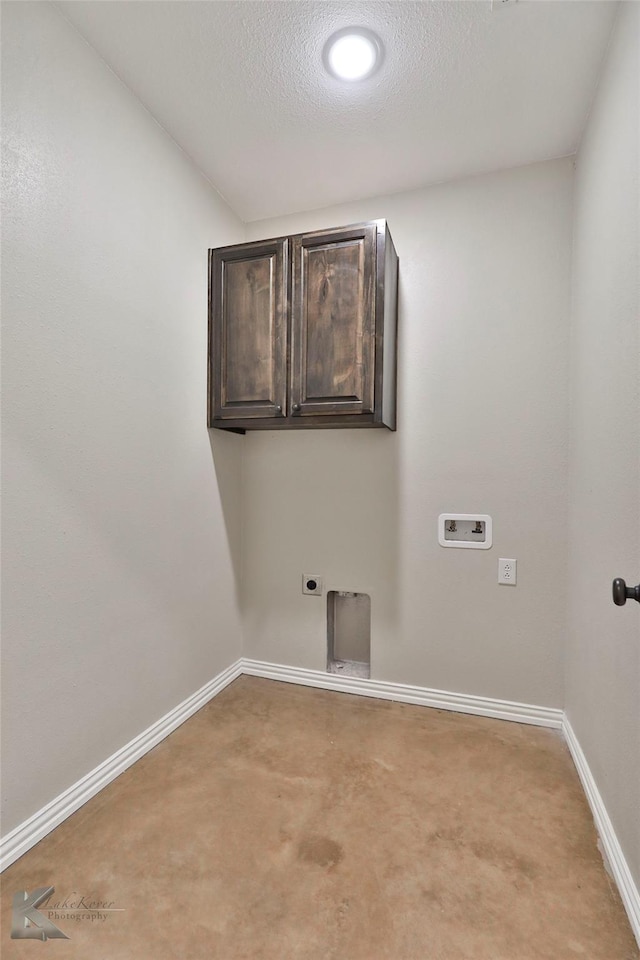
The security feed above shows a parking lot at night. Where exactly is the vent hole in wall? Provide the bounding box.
[327,591,371,679]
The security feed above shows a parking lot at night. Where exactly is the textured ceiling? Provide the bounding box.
[55,1,617,222]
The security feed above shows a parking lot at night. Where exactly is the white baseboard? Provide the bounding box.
[240,658,564,728]
[0,658,243,873]
[563,716,640,945]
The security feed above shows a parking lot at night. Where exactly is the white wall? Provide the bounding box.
[567,1,640,891]
[1,2,245,835]
[243,159,573,708]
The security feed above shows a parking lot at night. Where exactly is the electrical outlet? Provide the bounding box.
[302,575,323,596]
[498,559,517,585]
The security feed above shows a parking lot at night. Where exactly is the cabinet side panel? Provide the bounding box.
[223,255,275,404]
[382,229,399,430]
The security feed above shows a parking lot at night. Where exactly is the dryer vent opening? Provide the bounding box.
[327,591,371,679]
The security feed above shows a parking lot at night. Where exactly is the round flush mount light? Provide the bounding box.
[323,27,383,82]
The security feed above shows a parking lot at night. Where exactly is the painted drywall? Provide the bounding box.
[566,2,640,891]
[242,159,573,708]
[1,2,245,835]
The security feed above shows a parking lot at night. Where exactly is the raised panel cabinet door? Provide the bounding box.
[291,224,376,417]
[209,239,287,422]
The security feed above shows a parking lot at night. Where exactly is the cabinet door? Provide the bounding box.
[210,239,287,421]
[291,224,376,417]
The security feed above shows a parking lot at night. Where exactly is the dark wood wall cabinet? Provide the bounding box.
[208,219,398,433]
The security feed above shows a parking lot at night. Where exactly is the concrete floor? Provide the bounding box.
[2,676,638,958]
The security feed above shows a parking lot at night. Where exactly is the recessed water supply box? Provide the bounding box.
[438,514,493,549]
[327,591,371,679]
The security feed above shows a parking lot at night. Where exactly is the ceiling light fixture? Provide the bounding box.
[323,28,383,82]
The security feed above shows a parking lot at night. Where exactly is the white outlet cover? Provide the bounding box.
[302,575,323,596]
[438,514,492,549]
[498,558,517,585]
